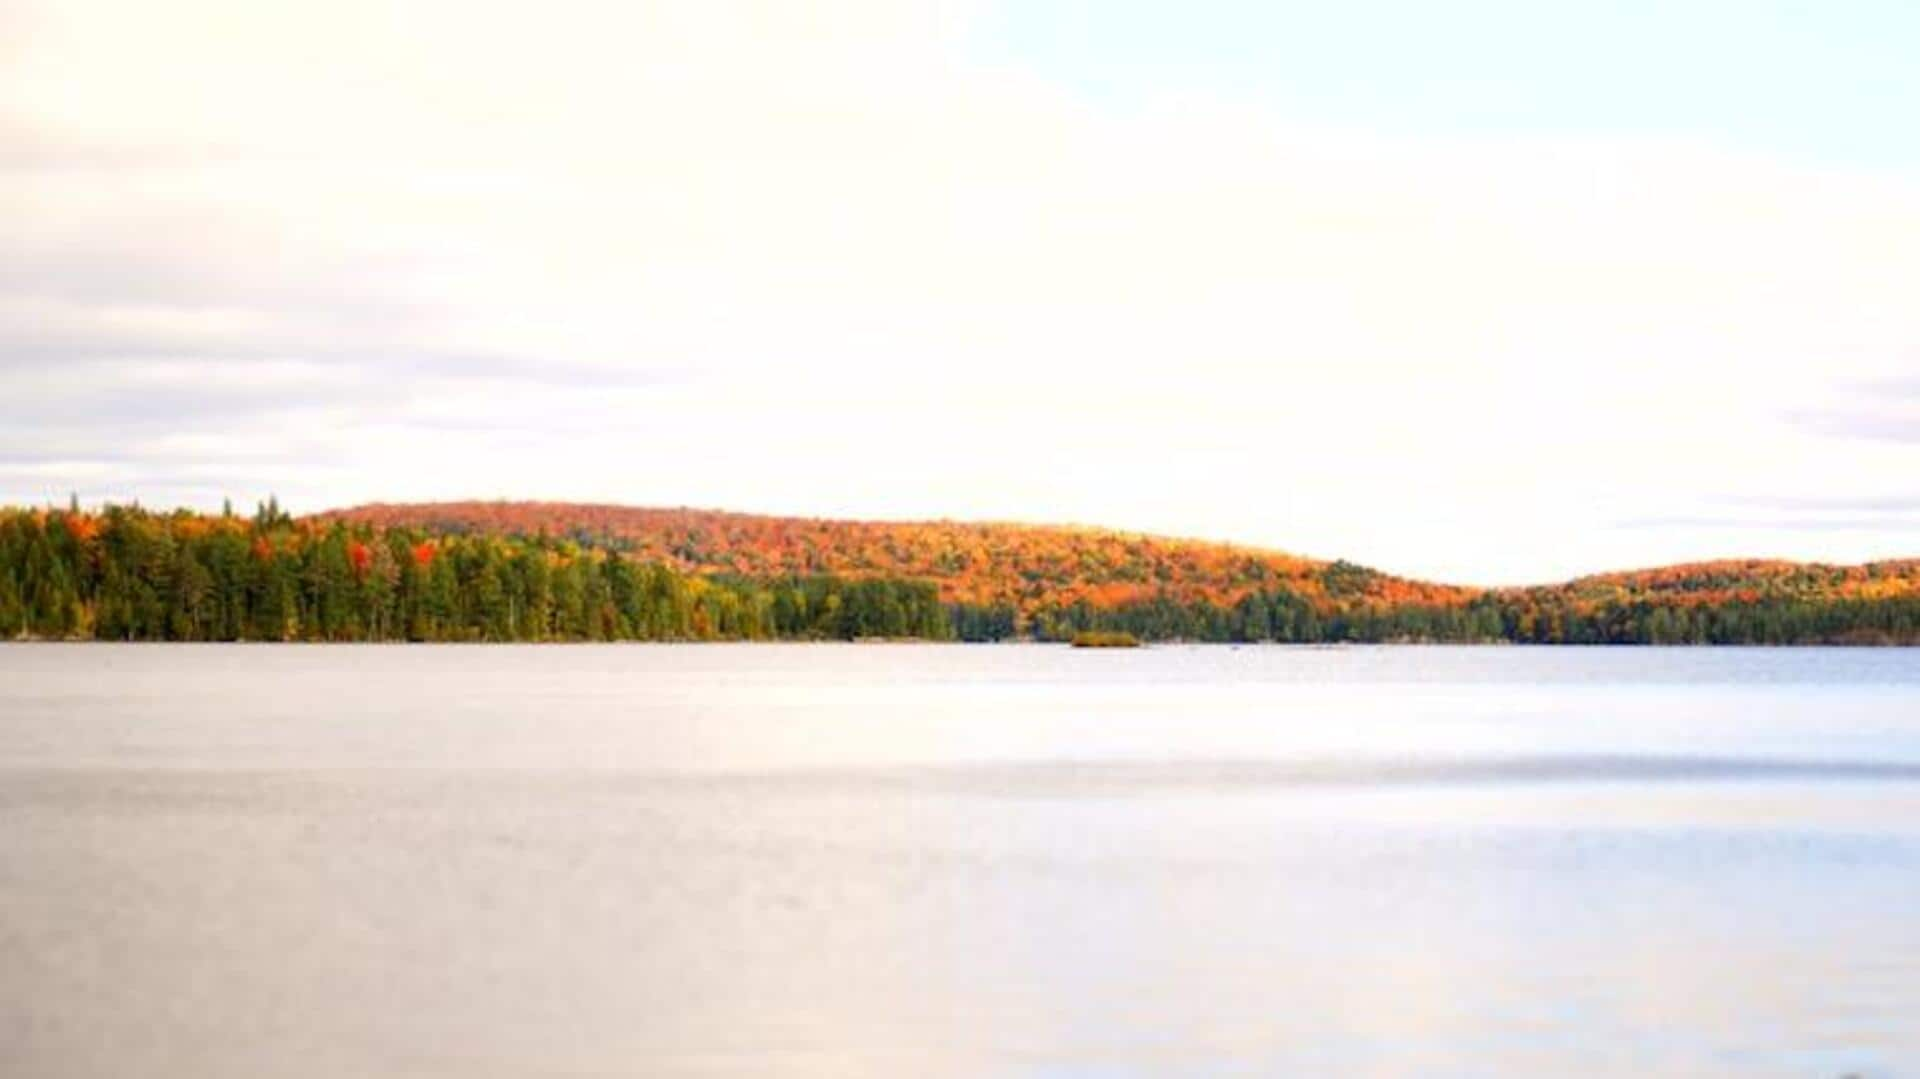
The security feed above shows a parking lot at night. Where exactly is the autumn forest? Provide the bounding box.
[3,500,1918,645]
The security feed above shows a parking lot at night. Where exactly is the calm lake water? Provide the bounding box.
[2,644,1918,1077]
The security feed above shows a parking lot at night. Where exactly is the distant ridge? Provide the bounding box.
[5,499,1917,643]
[314,500,1467,612]
[315,500,1920,616]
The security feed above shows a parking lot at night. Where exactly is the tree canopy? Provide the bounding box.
[4,502,1917,644]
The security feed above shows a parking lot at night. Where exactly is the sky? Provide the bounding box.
[2,0,1917,584]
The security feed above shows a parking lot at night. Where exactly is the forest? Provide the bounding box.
[0,503,951,643]
[3,501,1918,644]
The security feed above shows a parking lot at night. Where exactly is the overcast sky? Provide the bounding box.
[4,0,1918,583]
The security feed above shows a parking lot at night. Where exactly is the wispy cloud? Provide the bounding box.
[1617,515,1920,535]
[1618,493,1920,535]
[1789,374,1920,444]
[1726,494,1920,513]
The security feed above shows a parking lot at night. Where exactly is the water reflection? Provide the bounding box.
[0,644,1916,1076]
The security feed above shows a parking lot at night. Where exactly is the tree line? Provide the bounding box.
[0,504,950,642]
[4,503,1916,645]
[987,588,1920,645]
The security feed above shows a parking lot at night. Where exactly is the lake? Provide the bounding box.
[2,644,1917,1076]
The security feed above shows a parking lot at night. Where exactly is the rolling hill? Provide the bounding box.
[316,501,1920,637]
[315,501,1475,613]
[5,499,1916,643]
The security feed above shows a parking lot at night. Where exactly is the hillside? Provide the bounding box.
[5,500,1917,644]
[1561,558,1920,604]
[316,501,1474,613]
[311,501,1920,643]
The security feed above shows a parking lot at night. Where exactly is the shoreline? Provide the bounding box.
[5,637,1916,648]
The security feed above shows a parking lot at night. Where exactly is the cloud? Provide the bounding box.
[1617,515,1920,534]
[1617,493,1920,535]
[1725,494,1920,514]
[1789,374,1920,444]
[1815,416,1920,443]
[1868,374,1920,398]
[2,0,1919,581]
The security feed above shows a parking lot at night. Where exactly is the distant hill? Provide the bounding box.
[313,501,1920,643]
[5,499,1917,642]
[314,501,1473,613]
[1531,557,1920,607]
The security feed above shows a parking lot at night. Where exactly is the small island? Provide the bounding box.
[1071,631,1142,649]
